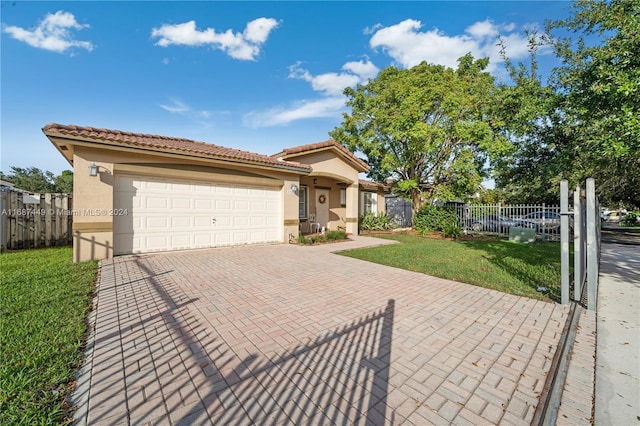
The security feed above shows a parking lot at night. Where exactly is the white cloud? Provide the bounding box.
[151,17,279,61]
[245,59,380,127]
[159,98,220,128]
[160,98,190,114]
[363,23,383,36]
[343,60,380,80]
[288,59,379,96]
[243,97,347,128]
[369,18,542,72]
[2,10,93,53]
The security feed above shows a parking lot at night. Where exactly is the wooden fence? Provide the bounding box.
[0,191,73,250]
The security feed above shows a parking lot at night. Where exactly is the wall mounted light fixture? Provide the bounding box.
[88,162,98,177]
[313,178,318,184]
[290,184,298,195]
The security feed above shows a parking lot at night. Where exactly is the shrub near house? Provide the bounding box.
[359,212,397,232]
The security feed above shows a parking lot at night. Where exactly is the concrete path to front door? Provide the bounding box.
[71,236,569,425]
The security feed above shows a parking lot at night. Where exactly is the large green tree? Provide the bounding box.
[492,0,639,208]
[331,54,510,211]
[549,0,640,207]
[491,35,568,205]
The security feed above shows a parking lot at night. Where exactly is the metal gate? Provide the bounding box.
[385,195,412,228]
[560,179,600,310]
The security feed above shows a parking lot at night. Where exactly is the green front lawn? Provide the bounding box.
[340,234,564,301]
[0,247,98,425]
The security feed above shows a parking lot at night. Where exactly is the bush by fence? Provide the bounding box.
[413,205,459,235]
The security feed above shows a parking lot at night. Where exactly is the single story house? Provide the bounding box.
[43,124,387,262]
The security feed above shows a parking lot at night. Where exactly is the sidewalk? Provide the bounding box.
[595,243,640,425]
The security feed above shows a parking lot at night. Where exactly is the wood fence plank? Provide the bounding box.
[60,195,69,245]
[45,193,52,247]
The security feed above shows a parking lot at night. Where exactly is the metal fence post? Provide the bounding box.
[560,180,570,305]
[573,186,582,301]
[586,178,598,310]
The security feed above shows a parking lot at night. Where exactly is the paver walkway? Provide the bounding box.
[72,236,569,425]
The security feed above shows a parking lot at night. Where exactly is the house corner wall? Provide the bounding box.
[283,178,300,242]
[72,149,114,262]
[346,184,359,235]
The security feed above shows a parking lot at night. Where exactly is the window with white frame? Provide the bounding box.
[299,186,308,219]
[361,192,378,214]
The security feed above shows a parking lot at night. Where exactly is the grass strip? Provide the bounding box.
[0,247,98,425]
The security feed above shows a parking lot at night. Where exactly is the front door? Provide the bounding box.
[316,188,330,231]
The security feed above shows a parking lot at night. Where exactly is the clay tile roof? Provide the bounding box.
[359,179,390,192]
[42,123,311,172]
[275,139,369,171]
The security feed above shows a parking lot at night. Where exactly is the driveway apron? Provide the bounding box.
[72,236,568,425]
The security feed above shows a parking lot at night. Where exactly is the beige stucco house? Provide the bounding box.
[43,124,387,262]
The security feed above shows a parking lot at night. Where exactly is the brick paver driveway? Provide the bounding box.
[73,236,568,425]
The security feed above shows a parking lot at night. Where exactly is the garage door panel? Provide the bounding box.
[234,200,249,210]
[171,216,191,228]
[146,180,168,190]
[214,185,232,194]
[214,200,231,210]
[250,217,264,226]
[144,235,168,250]
[234,216,249,226]
[172,183,191,192]
[265,230,280,240]
[114,174,281,255]
[212,215,230,226]
[170,234,191,248]
[233,232,248,243]
[214,232,231,245]
[194,216,214,227]
[146,198,169,209]
[195,199,213,210]
[146,217,169,229]
[194,233,212,245]
[172,198,191,209]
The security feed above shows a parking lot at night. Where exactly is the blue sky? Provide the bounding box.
[1,1,573,177]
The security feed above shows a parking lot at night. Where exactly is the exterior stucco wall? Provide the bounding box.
[289,151,361,235]
[377,192,387,213]
[71,146,300,262]
[73,149,115,262]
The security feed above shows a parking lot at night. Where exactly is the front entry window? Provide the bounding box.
[361,192,377,214]
[299,185,308,219]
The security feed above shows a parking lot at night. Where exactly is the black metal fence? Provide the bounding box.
[385,195,412,228]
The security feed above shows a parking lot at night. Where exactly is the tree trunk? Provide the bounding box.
[410,188,421,215]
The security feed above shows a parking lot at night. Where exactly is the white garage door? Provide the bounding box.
[113,174,282,255]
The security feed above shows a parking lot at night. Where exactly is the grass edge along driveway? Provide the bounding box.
[339,234,563,301]
[0,247,98,425]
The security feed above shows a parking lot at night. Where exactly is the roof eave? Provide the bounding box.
[43,129,312,174]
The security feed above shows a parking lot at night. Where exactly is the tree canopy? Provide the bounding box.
[550,0,640,207]
[331,54,511,211]
[0,167,73,193]
[495,0,640,207]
